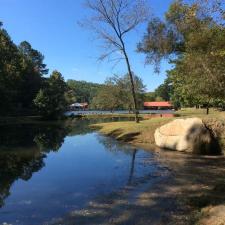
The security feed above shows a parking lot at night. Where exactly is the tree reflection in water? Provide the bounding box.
[128,149,137,185]
[0,117,136,208]
[0,121,74,208]
[97,135,138,185]
[0,150,45,207]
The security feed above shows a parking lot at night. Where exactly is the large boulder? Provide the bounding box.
[154,118,213,154]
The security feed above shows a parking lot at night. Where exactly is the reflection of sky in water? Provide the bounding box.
[0,122,162,225]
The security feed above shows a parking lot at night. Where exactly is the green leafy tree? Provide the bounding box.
[18,41,48,109]
[0,22,49,115]
[64,89,76,105]
[91,85,122,111]
[18,41,48,75]
[34,71,68,119]
[0,22,23,114]
[144,92,156,102]
[106,74,146,111]
[91,74,146,111]
[154,77,173,101]
[138,0,225,114]
[67,80,104,103]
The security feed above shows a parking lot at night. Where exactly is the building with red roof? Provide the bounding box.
[144,101,173,110]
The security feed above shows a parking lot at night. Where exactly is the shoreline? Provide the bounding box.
[90,117,225,224]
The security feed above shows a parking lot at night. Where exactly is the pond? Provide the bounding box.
[0,118,168,225]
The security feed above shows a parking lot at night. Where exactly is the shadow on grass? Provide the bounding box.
[106,129,140,142]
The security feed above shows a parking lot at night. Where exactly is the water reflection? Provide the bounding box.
[128,150,137,185]
[97,135,143,185]
[0,150,45,207]
[0,123,70,208]
[0,118,135,209]
[0,118,160,225]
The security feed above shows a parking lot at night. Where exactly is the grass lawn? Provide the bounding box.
[91,108,225,151]
[176,108,225,119]
[91,117,173,149]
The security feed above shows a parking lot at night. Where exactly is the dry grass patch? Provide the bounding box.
[91,118,173,147]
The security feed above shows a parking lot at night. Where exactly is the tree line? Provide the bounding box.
[0,22,74,119]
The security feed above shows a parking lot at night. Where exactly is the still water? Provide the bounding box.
[66,109,174,116]
[0,118,165,225]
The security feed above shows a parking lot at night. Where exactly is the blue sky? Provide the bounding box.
[0,0,173,91]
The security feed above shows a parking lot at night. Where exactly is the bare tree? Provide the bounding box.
[82,0,149,122]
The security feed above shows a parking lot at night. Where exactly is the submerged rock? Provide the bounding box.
[154,118,214,154]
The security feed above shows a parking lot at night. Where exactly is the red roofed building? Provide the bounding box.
[144,101,173,110]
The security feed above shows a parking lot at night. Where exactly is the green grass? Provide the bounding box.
[91,108,225,151]
[91,117,173,148]
[176,108,225,119]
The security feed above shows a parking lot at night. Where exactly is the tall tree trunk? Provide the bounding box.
[206,101,210,115]
[121,43,139,123]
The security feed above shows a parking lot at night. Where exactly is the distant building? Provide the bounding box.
[70,102,88,110]
[144,101,173,110]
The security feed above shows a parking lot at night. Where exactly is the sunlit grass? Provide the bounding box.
[176,108,225,119]
[91,117,172,147]
[91,108,225,150]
